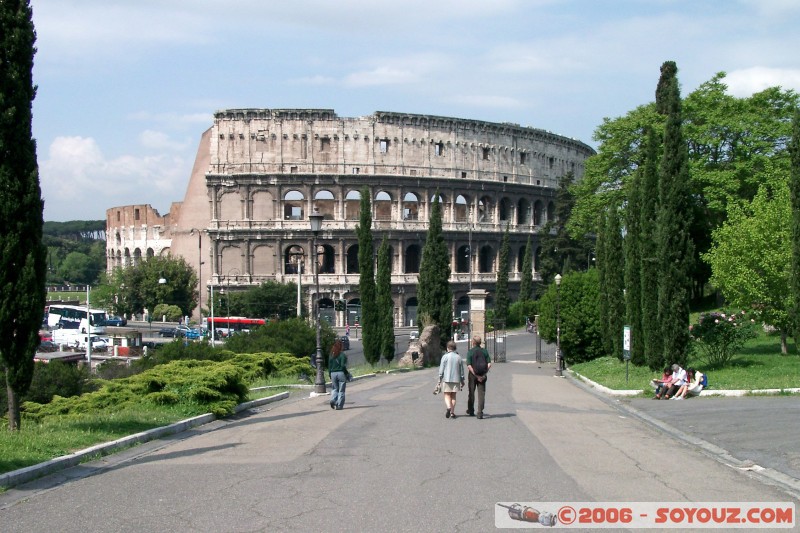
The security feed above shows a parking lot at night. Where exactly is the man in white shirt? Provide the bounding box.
[664,364,687,399]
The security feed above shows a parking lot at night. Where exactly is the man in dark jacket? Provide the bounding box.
[466,335,491,419]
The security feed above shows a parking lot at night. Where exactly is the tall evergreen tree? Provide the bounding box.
[417,193,452,343]
[376,235,395,362]
[518,234,534,301]
[790,110,800,342]
[357,187,379,364]
[640,127,663,370]
[495,224,510,323]
[596,209,612,355]
[0,0,47,431]
[655,61,694,369]
[625,159,645,365]
[605,205,626,359]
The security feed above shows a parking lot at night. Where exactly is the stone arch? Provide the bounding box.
[478,196,493,223]
[252,243,276,276]
[403,192,419,221]
[219,189,242,221]
[547,201,556,223]
[283,190,305,220]
[345,190,361,220]
[252,190,274,220]
[405,243,421,273]
[533,199,544,226]
[479,245,494,273]
[346,244,359,273]
[284,244,306,274]
[454,195,468,222]
[375,190,392,220]
[220,244,242,274]
[517,198,531,225]
[314,190,336,220]
[456,244,470,273]
[499,197,512,223]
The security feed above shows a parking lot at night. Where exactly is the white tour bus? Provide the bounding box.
[47,304,107,334]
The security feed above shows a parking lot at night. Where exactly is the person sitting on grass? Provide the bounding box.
[674,367,704,399]
[652,366,673,399]
[661,364,688,400]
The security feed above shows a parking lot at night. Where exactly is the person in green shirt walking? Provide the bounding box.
[329,339,350,410]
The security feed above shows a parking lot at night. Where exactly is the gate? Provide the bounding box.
[487,321,507,363]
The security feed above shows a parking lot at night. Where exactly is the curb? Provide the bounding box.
[0,391,289,490]
[569,370,800,397]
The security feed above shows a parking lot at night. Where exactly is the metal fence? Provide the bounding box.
[486,321,507,363]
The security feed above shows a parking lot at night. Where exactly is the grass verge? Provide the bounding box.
[570,332,800,392]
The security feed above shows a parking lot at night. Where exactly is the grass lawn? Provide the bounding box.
[570,332,800,392]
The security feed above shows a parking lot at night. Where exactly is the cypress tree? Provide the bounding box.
[357,187,379,364]
[625,160,645,365]
[605,205,626,360]
[0,0,47,431]
[596,209,612,355]
[417,193,452,344]
[518,234,534,301]
[376,235,395,362]
[655,61,694,369]
[790,110,800,342]
[494,224,510,323]
[640,127,662,370]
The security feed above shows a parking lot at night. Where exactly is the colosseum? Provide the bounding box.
[107,109,595,327]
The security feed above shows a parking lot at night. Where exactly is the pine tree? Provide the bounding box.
[357,187,379,364]
[494,224,510,323]
[537,172,586,284]
[376,235,395,362]
[0,0,47,431]
[605,205,626,359]
[625,160,645,365]
[655,61,694,369]
[417,193,452,343]
[790,110,800,341]
[640,127,662,370]
[518,234,534,301]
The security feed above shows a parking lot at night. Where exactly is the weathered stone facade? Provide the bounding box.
[108,109,595,324]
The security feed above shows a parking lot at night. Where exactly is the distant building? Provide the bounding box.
[107,109,595,325]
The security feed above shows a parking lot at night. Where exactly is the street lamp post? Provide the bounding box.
[554,273,563,377]
[190,228,204,321]
[310,208,326,394]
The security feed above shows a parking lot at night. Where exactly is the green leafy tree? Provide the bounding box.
[494,225,510,323]
[518,235,534,302]
[357,187,379,364]
[0,0,47,431]
[703,184,793,353]
[376,236,395,362]
[537,173,590,284]
[417,192,452,343]
[640,127,663,369]
[790,110,800,341]
[107,256,198,319]
[655,61,694,370]
[59,251,95,284]
[227,281,299,319]
[536,269,603,364]
[223,317,336,361]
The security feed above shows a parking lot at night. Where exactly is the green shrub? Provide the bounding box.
[508,300,538,328]
[153,304,183,322]
[690,310,757,368]
[224,317,336,362]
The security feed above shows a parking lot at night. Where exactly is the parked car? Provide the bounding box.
[339,336,350,350]
[185,328,203,340]
[37,340,59,352]
[409,331,419,341]
[159,327,179,338]
[105,316,127,327]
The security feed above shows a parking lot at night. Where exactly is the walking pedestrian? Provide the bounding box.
[466,335,491,419]
[329,339,348,410]
[438,340,465,419]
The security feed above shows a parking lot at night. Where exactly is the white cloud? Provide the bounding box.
[40,136,189,221]
[139,130,191,152]
[725,67,800,97]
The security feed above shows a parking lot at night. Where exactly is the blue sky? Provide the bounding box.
[31,0,800,221]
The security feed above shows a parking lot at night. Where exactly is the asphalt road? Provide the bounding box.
[1,332,797,532]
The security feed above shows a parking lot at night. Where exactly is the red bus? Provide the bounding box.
[207,316,266,337]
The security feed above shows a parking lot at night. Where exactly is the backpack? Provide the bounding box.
[472,348,489,376]
[700,373,708,388]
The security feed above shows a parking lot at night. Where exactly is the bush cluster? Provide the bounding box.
[690,310,757,368]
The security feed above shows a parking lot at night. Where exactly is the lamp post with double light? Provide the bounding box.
[554,273,563,377]
[309,208,326,394]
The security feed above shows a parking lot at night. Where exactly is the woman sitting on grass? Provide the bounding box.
[674,368,704,400]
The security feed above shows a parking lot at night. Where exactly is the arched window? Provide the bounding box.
[285,245,306,274]
[478,196,493,223]
[375,191,392,220]
[454,195,468,222]
[533,200,544,226]
[479,245,494,273]
[517,245,527,271]
[403,192,419,221]
[345,190,361,220]
[346,244,359,273]
[319,244,335,274]
[517,198,531,225]
[405,244,421,273]
[283,190,305,220]
[456,245,470,273]
[499,198,511,222]
[547,201,556,223]
[314,190,336,220]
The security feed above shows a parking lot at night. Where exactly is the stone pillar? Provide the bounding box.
[468,289,488,342]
